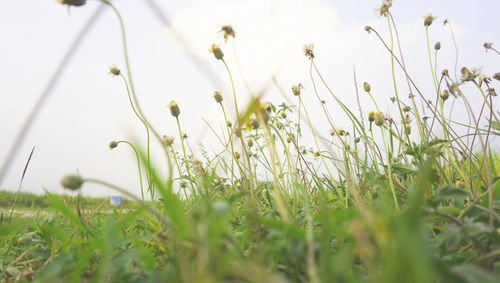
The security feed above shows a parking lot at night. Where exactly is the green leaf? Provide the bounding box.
[45,190,92,235]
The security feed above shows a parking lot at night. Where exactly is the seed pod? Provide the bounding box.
[209,44,224,60]
[61,174,84,191]
[108,141,119,150]
[168,101,180,117]
[109,65,120,76]
[363,82,371,92]
[374,112,385,126]
[213,91,223,103]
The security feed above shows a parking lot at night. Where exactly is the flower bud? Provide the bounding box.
[234,127,242,137]
[168,101,180,117]
[354,137,361,144]
[461,67,476,82]
[374,112,385,126]
[292,83,304,96]
[404,125,411,135]
[286,135,292,143]
[108,141,119,150]
[109,65,120,76]
[363,82,371,92]
[58,0,86,6]
[213,91,223,103]
[368,111,375,122]
[440,89,449,101]
[61,174,84,191]
[434,42,441,50]
[280,110,287,119]
[402,106,411,112]
[424,14,434,26]
[313,151,320,157]
[247,138,253,148]
[209,44,224,60]
[234,152,241,160]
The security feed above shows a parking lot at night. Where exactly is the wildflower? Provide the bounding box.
[404,125,411,135]
[434,42,441,50]
[292,83,304,96]
[209,44,224,60]
[424,14,435,27]
[109,65,120,76]
[163,135,175,147]
[364,26,372,33]
[313,151,320,157]
[368,111,375,122]
[275,120,284,130]
[58,0,86,6]
[219,25,236,42]
[440,89,449,101]
[487,88,497,97]
[280,110,287,119]
[493,73,500,81]
[168,101,180,117]
[303,44,315,60]
[213,91,223,103]
[402,106,411,112]
[483,42,493,51]
[378,0,392,17]
[234,152,241,160]
[61,174,84,191]
[108,141,119,150]
[246,118,259,131]
[247,138,254,148]
[374,112,385,126]
[363,82,371,92]
[460,67,477,82]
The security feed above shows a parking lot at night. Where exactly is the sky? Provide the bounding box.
[0,0,499,198]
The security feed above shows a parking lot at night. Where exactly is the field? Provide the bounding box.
[1,0,500,282]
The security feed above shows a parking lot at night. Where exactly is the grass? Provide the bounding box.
[1,0,500,282]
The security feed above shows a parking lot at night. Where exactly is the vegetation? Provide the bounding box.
[1,0,500,282]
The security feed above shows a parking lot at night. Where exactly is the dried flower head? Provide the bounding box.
[213,91,223,103]
[460,67,477,82]
[364,26,372,33]
[303,44,315,60]
[286,134,292,143]
[368,111,375,122]
[402,106,411,112]
[227,121,232,128]
[404,124,411,135]
[247,138,253,148]
[209,44,224,60]
[424,14,435,27]
[363,82,371,92]
[58,0,86,6]
[275,120,284,130]
[234,127,242,137]
[493,72,500,81]
[61,174,84,191]
[487,88,497,97]
[292,83,304,96]
[434,42,441,50]
[219,25,236,42]
[448,82,462,96]
[374,112,385,126]
[168,101,180,117]
[108,141,119,150]
[109,65,120,76]
[442,69,449,77]
[234,151,241,160]
[483,42,493,51]
[390,97,396,103]
[377,0,392,17]
[163,135,175,147]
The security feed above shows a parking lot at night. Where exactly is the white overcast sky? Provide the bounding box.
[0,0,499,198]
